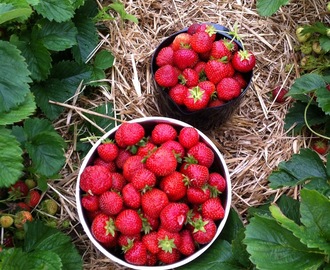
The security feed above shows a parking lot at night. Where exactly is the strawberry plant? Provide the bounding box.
[256,0,291,17]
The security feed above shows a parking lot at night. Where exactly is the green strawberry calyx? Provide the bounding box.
[192,217,208,233]
[158,235,176,253]
[205,24,216,37]
[105,217,116,237]
[189,86,204,103]
[238,49,252,61]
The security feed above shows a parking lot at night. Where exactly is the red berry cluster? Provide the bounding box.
[154,23,256,111]
[79,121,228,266]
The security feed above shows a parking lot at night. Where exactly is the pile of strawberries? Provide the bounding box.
[79,121,228,266]
[154,23,255,111]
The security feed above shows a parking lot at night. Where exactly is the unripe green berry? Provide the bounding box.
[312,41,323,54]
[327,2,330,12]
[296,27,311,43]
[42,199,58,215]
[25,179,36,189]
[0,215,14,228]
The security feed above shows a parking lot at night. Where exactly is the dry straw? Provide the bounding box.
[49,1,326,269]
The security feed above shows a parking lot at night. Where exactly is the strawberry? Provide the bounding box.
[151,123,178,145]
[110,172,126,192]
[25,179,36,189]
[25,189,41,208]
[208,172,226,194]
[197,23,217,41]
[193,61,207,81]
[198,80,216,97]
[311,139,328,155]
[81,194,99,212]
[168,84,188,105]
[156,46,174,67]
[157,228,181,252]
[118,233,141,247]
[141,188,169,218]
[204,59,233,84]
[185,163,209,188]
[160,202,189,232]
[172,33,192,51]
[131,168,156,191]
[202,197,225,220]
[191,217,217,245]
[142,231,160,254]
[186,186,211,204]
[160,171,187,201]
[208,98,225,107]
[93,158,117,172]
[232,50,256,72]
[136,140,156,158]
[157,249,181,264]
[187,142,214,168]
[122,183,141,209]
[146,252,158,266]
[91,213,117,245]
[122,155,145,182]
[187,23,201,35]
[160,140,185,161]
[178,127,199,149]
[179,68,199,87]
[210,39,232,61]
[99,191,123,216]
[8,180,29,199]
[97,140,118,162]
[124,241,148,266]
[14,210,33,229]
[142,212,160,232]
[145,147,177,177]
[115,122,145,147]
[216,77,242,101]
[80,165,112,195]
[232,72,248,88]
[272,86,288,103]
[173,48,198,70]
[41,199,58,215]
[116,209,142,235]
[0,215,14,228]
[154,64,179,87]
[183,86,210,111]
[115,148,132,169]
[16,202,31,211]
[190,31,213,53]
[178,229,196,256]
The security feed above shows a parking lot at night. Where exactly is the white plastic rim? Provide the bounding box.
[76,116,232,270]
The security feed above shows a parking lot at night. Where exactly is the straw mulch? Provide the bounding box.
[48,1,327,269]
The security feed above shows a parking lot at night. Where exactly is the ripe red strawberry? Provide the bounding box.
[154,64,179,87]
[131,168,157,191]
[208,98,225,107]
[232,50,256,72]
[151,123,178,145]
[81,194,99,212]
[142,231,160,254]
[115,122,145,148]
[145,147,177,177]
[198,80,216,97]
[16,202,31,211]
[202,197,225,220]
[173,48,198,70]
[118,233,141,247]
[185,163,209,188]
[183,86,211,111]
[204,59,233,84]
[311,139,328,155]
[160,171,187,201]
[193,61,207,81]
[187,142,214,168]
[190,31,213,53]
[210,39,232,61]
[8,180,29,198]
[272,86,288,103]
[168,84,188,105]
[97,141,118,162]
[178,127,199,149]
[122,183,141,209]
[25,189,41,208]
[157,228,181,252]
[110,172,126,192]
[141,188,169,218]
[160,202,189,232]
[93,158,117,172]
[191,217,217,244]
[142,212,160,232]
[216,77,242,101]
[160,140,185,161]
[80,165,112,195]
[122,155,145,182]
[91,213,117,245]
[178,229,196,256]
[115,209,142,235]
[123,241,147,266]
[197,23,217,41]
[157,249,181,264]
[136,140,156,158]
[187,23,201,35]
[186,186,211,204]
[208,172,226,194]
[179,68,199,87]
[232,72,248,88]
[172,33,192,51]
[99,191,123,216]
[146,252,158,266]
[115,148,132,169]
[156,46,174,67]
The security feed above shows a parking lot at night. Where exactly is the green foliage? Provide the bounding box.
[256,0,290,17]
[0,221,82,270]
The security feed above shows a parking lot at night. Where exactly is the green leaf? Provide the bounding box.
[256,0,290,17]
[0,128,23,188]
[288,73,326,97]
[33,19,78,51]
[13,38,52,82]
[109,1,138,23]
[0,92,36,125]
[232,228,252,268]
[0,3,32,24]
[220,208,244,243]
[0,40,31,113]
[28,0,75,22]
[316,86,330,115]
[244,214,325,270]
[24,118,66,177]
[269,148,327,189]
[94,50,115,70]
[284,101,327,134]
[320,36,330,53]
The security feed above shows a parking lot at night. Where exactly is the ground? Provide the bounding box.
[50,1,327,269]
